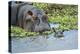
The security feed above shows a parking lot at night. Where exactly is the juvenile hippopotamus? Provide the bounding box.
[52,28,64,38]
[9,1,50,32]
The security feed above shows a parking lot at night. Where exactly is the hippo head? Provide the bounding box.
[23,9,50,32]
[52,28,64,38]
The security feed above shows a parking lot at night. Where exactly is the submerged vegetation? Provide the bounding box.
[10,3,78,37]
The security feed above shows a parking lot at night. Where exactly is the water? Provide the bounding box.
[11,23,78,53]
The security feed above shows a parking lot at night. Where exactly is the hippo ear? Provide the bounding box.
[27,10,33,16]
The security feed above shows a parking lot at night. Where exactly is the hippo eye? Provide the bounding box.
[27,11,33,16]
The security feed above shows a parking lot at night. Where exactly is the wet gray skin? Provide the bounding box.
[10,1,50,32]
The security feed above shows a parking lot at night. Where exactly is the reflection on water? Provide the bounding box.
[11,30,78,53]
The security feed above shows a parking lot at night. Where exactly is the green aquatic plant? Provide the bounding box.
[11,26,37,37]
[42,31,52,35]
[48,16,78,31]
[10,26,53,37]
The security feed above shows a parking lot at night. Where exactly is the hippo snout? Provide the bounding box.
[34,22,50,32]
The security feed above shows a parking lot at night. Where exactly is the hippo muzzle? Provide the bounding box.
[33,15,50,32]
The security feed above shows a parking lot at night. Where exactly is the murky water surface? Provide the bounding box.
[11,23,78,53]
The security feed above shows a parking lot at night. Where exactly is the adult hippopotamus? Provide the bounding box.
[9,1,50,32]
